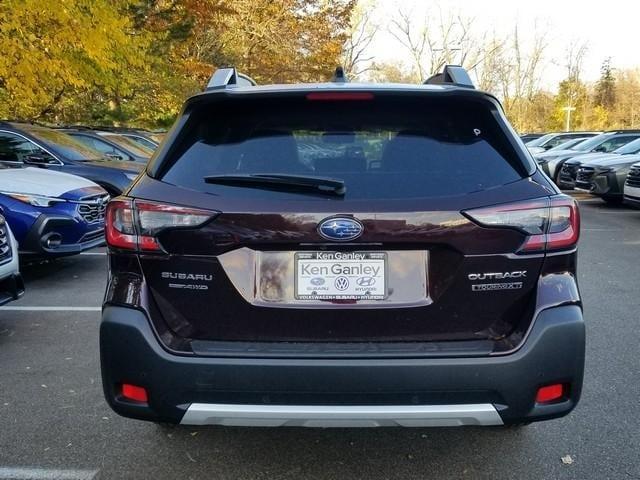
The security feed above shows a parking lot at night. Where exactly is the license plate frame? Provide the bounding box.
[294,251,387,300]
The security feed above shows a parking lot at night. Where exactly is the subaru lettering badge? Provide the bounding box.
[317,217,364,241]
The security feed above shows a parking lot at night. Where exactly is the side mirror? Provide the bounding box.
[593,146,607,153]
[23,154,58,166]
[105,153,125,161]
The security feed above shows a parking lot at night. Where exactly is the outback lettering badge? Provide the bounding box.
[468,271,527,281]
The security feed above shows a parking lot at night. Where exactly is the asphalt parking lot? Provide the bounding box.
[0,193,639,480]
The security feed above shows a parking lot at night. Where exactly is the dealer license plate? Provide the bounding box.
[294,252,387,300]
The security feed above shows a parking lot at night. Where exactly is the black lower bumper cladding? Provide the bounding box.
[0,274,25,306]
[100,305,585,426]
[21,215,104,257]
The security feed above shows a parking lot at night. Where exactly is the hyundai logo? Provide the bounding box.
[317,217,364,242]
[356,276,376,287]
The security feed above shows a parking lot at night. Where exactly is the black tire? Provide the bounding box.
[553,170,565,188]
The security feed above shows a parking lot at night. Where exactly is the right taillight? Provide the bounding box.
[463,195,580,253]
[106,198,216,252]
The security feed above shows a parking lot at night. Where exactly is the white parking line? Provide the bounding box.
[0,467,98,480]
[0,307,100,312]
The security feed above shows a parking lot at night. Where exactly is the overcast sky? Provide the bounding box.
[370,0,639,88]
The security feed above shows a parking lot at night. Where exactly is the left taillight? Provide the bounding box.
[463,195,580,253]
[106,198,215,252]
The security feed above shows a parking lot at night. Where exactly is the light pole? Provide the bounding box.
[562,106,576,132]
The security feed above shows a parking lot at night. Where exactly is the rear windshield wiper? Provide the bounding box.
[204,174,346,196]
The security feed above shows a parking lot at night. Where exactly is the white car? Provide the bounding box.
[623,162,640,208]
[0,214,24,305]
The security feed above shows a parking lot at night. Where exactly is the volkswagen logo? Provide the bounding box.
[317,217,364,242]
[334,276,350,291]
[356,277,376,287]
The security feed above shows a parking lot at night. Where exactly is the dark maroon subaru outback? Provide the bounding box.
[101,66,584,427]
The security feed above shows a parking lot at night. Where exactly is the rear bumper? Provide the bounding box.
[100,304,585,427]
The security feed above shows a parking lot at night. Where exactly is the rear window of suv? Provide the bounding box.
[159,95,527,199]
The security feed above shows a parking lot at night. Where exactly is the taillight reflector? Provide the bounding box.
[535,383,566,404]
[121,383,148,403]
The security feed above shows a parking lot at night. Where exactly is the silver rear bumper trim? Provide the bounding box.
[180,403,504,427]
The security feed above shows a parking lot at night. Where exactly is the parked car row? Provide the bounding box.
[0,121,162,261]
[524,129,640,206]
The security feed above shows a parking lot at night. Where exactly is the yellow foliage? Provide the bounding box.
[0,0,150,120]
[0,0,355,125]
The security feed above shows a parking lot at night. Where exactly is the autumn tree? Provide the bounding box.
[595,57,616,110]
[0,0,150,121]
[550,41,589,131]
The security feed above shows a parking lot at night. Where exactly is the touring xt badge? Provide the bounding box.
[468,271,527,292]
[161,271,213,290]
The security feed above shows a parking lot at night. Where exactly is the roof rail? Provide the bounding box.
[206,67,257,90]
[424,65,475,89]
[331,66,348,83]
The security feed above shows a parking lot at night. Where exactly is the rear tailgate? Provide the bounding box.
[127,90,551,344]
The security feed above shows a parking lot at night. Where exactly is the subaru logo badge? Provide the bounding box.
[318,217,364,241]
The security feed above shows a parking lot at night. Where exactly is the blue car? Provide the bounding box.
[0,122,143,196]
[0,164,109,257]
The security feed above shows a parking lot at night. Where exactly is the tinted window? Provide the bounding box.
[544,135,571,148]
[72,134,120,156]
[613,137,640,155]
[160,97,525,200]
[25,128,103,161]
[123,134,157,150]
[101,134,153,158]
[597,135,640,152]
[526,133,554,147]
[549,138,587,151]
[574,133,616,152]
[0,132,45,162]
